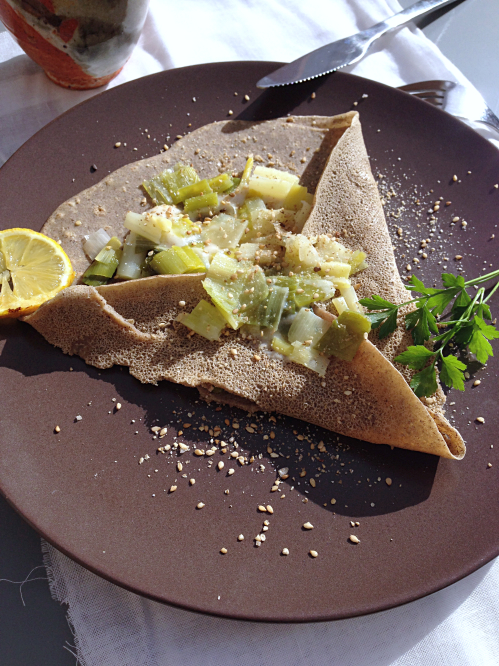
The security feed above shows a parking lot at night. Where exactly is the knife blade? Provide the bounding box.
[256,0,460,89]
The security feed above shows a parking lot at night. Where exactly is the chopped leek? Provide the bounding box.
[124,211,163,245]
[283,184,313,210]
[83,228,111,261]
[208,173,234,193]
[332,296,348,315]
[261,286,289,331]
[285,235,320,270]
[177,179,213,202]
[319,261,351,278]
[142,174,173,205]
[349,250,368,274]
[162,165,200,204]
[115,233,145,280]
[288,308,330,345]
[338,283,363,313]
[201,214,248,249]
[253,166,299,184]
[183,192,219,213]
[181,300,226,341]
[315,311,371,361]
[150,246,206,275]
[289,342,330,377]
[248,176,294,206]
[271,334,293,356]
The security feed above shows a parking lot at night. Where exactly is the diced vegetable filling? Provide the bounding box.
[81,158,370,375]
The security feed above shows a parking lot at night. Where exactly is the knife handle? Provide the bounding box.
[363,0,460,41]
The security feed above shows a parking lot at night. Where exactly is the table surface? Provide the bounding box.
[1,1,498,663]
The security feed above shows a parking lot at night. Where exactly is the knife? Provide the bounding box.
[257,0,461,89]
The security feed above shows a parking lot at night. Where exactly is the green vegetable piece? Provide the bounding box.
[81,275,109,287]
[288,308,330,345]
[240,156,253,188]
[201,214,248,249]
[177,179,213,203]
[315,311,371,361]
[115,233,146,280]
[410,363,438,398]
[208,173,234,193]
[271,334,293,356]
[82,243,121,283]
[283,184,313,210]
[261,286,289,331]
[150,246,206,275]
[181,300,226,341]
[289,342,330,377]
[161,165,200,204]
[348,250,367,274]
[142,175,173,205]
[183,192,219,213]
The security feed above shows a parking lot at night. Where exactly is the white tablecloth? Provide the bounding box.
[1,1,499,664]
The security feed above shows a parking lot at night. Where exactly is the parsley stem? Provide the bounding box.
[484,278,499,304]
[464,268,499,287]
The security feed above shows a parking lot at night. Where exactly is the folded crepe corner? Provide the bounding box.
[24,278,465,461]
[23,112,466,460]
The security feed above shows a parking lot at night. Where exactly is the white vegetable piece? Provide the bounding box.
[82,228,110,261]
[288,308,330,345]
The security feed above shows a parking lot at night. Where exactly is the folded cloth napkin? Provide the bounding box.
[1,0,498,664]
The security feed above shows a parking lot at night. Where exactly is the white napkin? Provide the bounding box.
[1,0,498,664]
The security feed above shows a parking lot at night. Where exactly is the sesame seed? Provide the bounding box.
[309,550,318,558]
[196,502,205,509]
[473,380,481,386]
[114,142,121,148]
[244,94,250,101]
[116,402,122,410]
[54,425,61,433]
[228,468,235,475]
[220,547,227,554]
[194,449,204,456]
[331,498,336,504]
[452,216,460,222]
[228,110,234,116]
[258,505,267,512]
[476,417,485,423]
[452,175,458,181]
[74,220,82,226]
[179,300,186,307]
[303,522,314,530]
[266,505,274,514]
[189,478,195,485]
[282,548,289,555]
[311,92,316,99]
[349,535,360,544]
[386,477,392,486]
[169,485,177,493]
[177,462,183,472]
[217,461,224,470]
[238,534,244,541]
[309,478,316,488]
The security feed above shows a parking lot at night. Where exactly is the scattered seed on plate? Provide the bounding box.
[282,548,289,556]
[196,502,205,509]
[303,522,314,530]
[258,505,267,512]
[266,505,274,514]
[237,534,244,541]
[309,550,318,558]
[386,478,392,486]
[217,461,224,470]
[228,468,235,476]
[476,417,485,423]
[169,485,177,493]
[54,425,61,433]
[220,547,227,554]
[349,535,360,544]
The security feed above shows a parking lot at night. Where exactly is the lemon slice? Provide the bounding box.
[0,228,75,318]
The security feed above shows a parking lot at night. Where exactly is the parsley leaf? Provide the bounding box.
[378,308,399,339]
[394,345,435,370]
[410,363,438,398]
[440,355,466,391]
[362,268,499,397]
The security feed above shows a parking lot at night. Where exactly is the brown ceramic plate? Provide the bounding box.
[0,62,498,622]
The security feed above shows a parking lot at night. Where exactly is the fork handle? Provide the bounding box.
[363,0,461,42]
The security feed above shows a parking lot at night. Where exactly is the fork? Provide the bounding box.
[398,80,499,133]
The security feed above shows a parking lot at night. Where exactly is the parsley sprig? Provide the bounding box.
[359,270,499,397]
